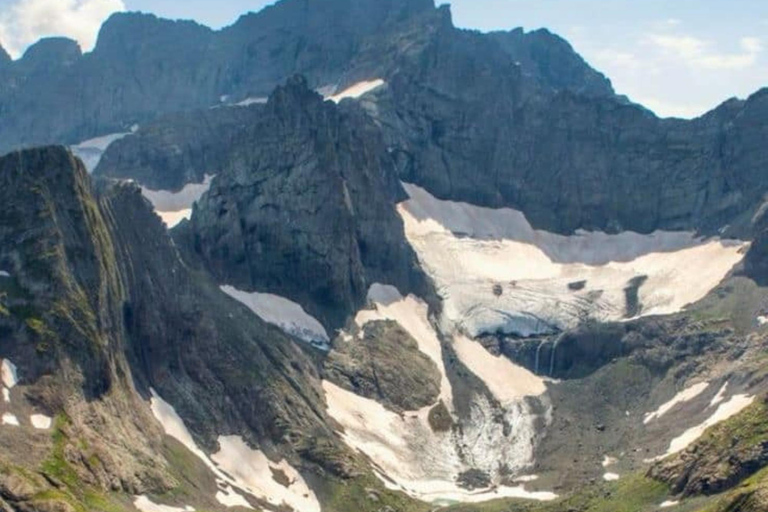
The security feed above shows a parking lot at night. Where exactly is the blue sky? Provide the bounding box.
[1,0,766,118]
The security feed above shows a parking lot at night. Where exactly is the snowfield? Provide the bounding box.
[70,126,138,173]
[665,394,755,456]
[324,284,555,505]
[149,389,320,511]
[398,183,748,338]
[327,79,385,103]
[644,382,710,424]
[221,285,330,350]
[141,175,215,228]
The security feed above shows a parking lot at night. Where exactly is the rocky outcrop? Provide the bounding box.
[324,320,441,412]
[185,76,430,330]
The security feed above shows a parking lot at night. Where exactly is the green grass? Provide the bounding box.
[314,473,431,512]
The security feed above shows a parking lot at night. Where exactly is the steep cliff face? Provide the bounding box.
[96,106,259,191]
[0,0,437,153]
[365,39,768,235]
[0,147,357,512]
[186,77,429,330]
[0,147,173,503]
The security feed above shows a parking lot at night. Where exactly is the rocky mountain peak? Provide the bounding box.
[92,11,213,56]
[19,37,82,68]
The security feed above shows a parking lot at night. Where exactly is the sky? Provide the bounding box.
[0,0,766,118]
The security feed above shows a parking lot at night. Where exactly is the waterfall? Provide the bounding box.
[549,335,563,377]
[534,339,548,375]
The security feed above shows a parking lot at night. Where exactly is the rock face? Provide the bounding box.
[186,77,429,330]
[488,27,615,98]
[363,22,768,235]
[324,320,441,412]
[0,0,435,153]
[0,147,351,508]
[96,106,259,191]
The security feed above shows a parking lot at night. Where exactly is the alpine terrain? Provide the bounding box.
[1,1,768,511]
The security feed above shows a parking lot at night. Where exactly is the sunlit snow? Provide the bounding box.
[399,183,747,338]
[221,285,330,350]
[1,413,19,426]
[664,394,755,457]
[30,414,52,430]
[141,175,215,228]
[1,359,18,389]
[149,389,318,511]
[644,382,710,424]
[71,126,138,173]
[327,79,385,103]
[134,495,194,512]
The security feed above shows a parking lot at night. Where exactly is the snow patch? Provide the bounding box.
[327,79,385,103]
[149,389,317,511]
[710,382,729,407]
[134,495,194,512]
[2,413,19,426]
[0,271,9,278]
[30,414,52,430]
[660,501,680,508]
[602,456,618,468]
[235,97,268,107]
[452,334,546,402]
[603,473,620,482]
[1,359,18,389]
[211,436,321,512]
[221,285,330,350]
[2,388,8,403]
[644,382,710,424]
[141,175,215,229]
[399,183,747,337]
[758,316,768,326]
[71,127,137,173]
[665,394,755,457]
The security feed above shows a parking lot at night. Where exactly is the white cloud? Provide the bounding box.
[647,33,762,70]
[0,0,125,59]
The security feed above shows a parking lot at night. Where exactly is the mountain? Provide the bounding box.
[2,0,768,511]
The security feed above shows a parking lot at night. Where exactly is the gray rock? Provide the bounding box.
[324,320,441,412]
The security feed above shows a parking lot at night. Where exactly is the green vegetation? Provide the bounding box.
[444,475,670,512]
[315,474,430,512]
